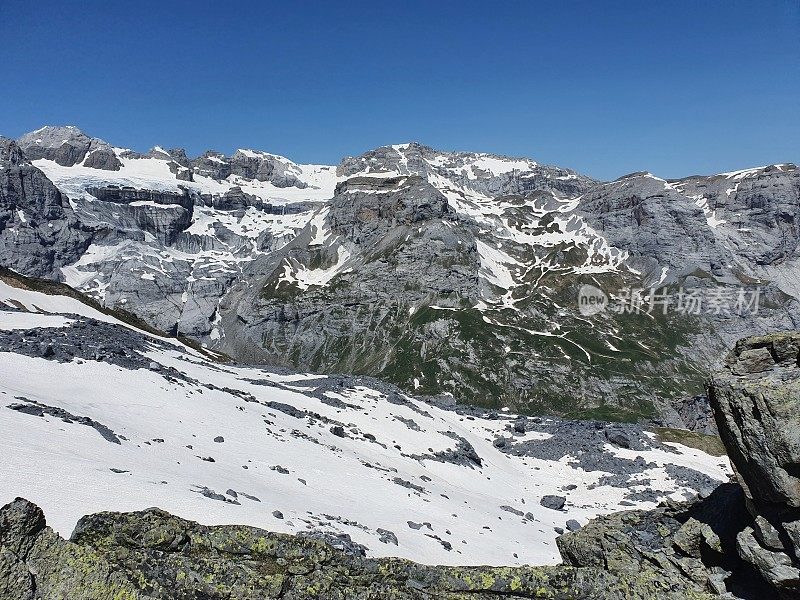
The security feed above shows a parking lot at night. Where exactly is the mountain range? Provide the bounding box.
[2,125,798,425]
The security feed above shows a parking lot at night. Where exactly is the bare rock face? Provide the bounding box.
[711,332,800,507]
[218,175,481,370]
[578,172,725,279]
[710,331,800,596]
[192,150,232,179]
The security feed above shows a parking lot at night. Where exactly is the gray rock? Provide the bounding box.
[376,528,398,545]
[392,477,425,493]
[7,398,121,444]
[540,495,566,511]
[0,137,95,278]
[710,332,800,507]
[566,519,581,532]
[709,331,800,596]
[604,430,631,449]
[230,149,309,188]
[0,497,731,599]
[737,526,800,593]
[499,506,524,517]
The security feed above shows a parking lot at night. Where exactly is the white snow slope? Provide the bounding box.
[0,281,730,567]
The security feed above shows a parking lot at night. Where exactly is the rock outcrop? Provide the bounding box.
[0,497,721,599]
[710,332,800,596]
[230,149,309,188]
[558,482,772,598]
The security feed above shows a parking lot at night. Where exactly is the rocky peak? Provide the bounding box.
[229,149,309,188]
[191,149,232,180]
[337,142,431,178]
[146,146,173,160]
[328,175,457,246]
[17,125,87,148]
[0,136,95,277]
[673,164,800,273]
[16,125,121,171]
[165,147,191,166]
[578,172,724,280]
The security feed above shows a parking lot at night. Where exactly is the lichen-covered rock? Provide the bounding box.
[558,482,758,597]
[0,498,721,599]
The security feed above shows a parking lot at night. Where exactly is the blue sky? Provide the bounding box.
[1,0,797,180]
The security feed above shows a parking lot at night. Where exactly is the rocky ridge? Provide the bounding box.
[0,497,714,600]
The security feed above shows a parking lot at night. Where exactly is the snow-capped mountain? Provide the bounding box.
[0,267,728,567]
[2,126,799,425]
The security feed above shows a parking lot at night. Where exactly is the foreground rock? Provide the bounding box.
[0,496,724,599]
[710,332,800,596]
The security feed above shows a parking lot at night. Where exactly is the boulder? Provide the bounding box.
[540,495,566,511]
[710,332,800,508]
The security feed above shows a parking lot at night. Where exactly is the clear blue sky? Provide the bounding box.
[1,0,798,180]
